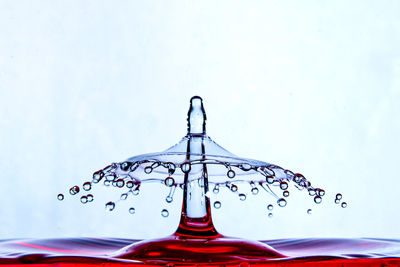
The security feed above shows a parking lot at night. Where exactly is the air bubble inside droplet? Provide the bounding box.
[214,201,221,209]
[314,196,322,204]
[181,162,191,173]
[266,176,274,184]
[341,202,347,208]
[227,170,236,179]
[280,182,288,190]
[80,196,88,204]
[83,182,91,191]
[129,207,135,214]
[267,204,273,211]
[336,193,342,200]
[144,166,153,174]
[57,194,64,201]
[87,194,93,202]
[116,179,125,188]
[164,177,175,187]
[69,186,80,195]
[268,213,273,218]
[230,185,238,192]
[283,190,289,197]
[166,196,173,203]
[126,181,134,188]
[277,198,287,207]
[161,209,169,217]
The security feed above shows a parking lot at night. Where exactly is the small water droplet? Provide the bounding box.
[268,212,273,218]
[230,184,238,192]
[83,182,91,191]
[240,163,252,171]
[214,201,221,209]
[317,189,325,196]
[105,201,115,211]
[166,196,173,203]
[277,198,287,207]
[144,166,153,174]
[181,162,191,173]
[267,204,273,210]
[308,189,316,196]
[129,207,135,214]
[266,176,274,184]
[104,180,110,186]
[294,173,304,183]
[280,181,288,190]
[307,208,312,214]
[87,194,93,202]
[161,209,169,217]
[126,181,134,188]
[251,187,259,195]
[341,202,347,208]
[116,179,125,188]
[69,186,80,195]
[57,194,64,201]
[239,193,246,201]
[92,172,104,182]
[105,174,116,181]
[213,185,219,194]
[336,193,342,200]
[120,193,128,200]
[283,190,289,197]
[314,196,322,204]
[335,199,340,204]
[164,177,175,187]
[80,196,88,204]
[121,161,131,171]
[227,170,236,179]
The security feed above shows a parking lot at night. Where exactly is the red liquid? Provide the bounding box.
[1,237,400,266]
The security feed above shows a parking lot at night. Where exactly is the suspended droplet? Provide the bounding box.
[266,176,274,184]
[335,199,340,204]
[92,171,104,182]
[166,196,173,203]
[164,177,175,187]
[227,170,236,179]
[130,162,139,172]
[129,207,135,214]
[283,190,289,197]
[104,180,110,186]
[116,179,125,188]
[294,173,304,183]
[161,209,169,217]
[336,193,342,200]
[230,184,238,192]
[83,182,91,191]
[167,162,176,175]
[341,202,347,208]
[144,166,153,174]
[120,193,128,200]
[126,181,134,188]
[214,201,221,209]
[239,193,246,201]
[120,161,131,171]
[314,196,322,204]
[307,208,312,214]
[268,213,273,218]
[80,196,88,204]
[251,187,259,195]
[240,163,252,171]
[277,198,287,207]
[69,186,80,195]
[181,162,191,173]
[105,201,115,211]
[267,204,273,211]
[87,194,93,202]
[105,174,115,181]
[57,194,64,201]
[280,181,288,190]
[317,189,325,196]
[308,189,316,196]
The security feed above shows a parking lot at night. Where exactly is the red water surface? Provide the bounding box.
[1,237,400,266]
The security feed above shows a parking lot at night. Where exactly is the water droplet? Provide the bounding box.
[105,174,116,181]
[277,198,287,207]
[57,194,64,201]
[307,208,312,214]
[227,170,236,179]
[336,193,342,200]
[130,162,139,172]
[80,196,88,204]
[251,187,259,195]
[335,199,340,204]
[266,176,274,184]
[268,212,273,218]
[283,190,289,197]
[116,179,125,188]
[230,184,238,192]
[317,189,325,196]
[161,209,169,217]
[105,201,115,211]
[294,173,303,183]
[239,193,246,201]
[213,185,220,194]
[181,162,191,173]
[164,177,175,187]
[83,182,91,191]
[129,207,135,214]
[314,196,322,204]
[87,194,93,202]
[104,180,111,186]
[69,186,80,195]
[167,162,176,175]
[120,193,128,200]
[166,196,173,203]
[126,181,134,188]
[267,204,273,210]
[92,171,104,182]
[121,161,131,171]
[214,201,221,209]
[144,166,153,174]
[280,181,288,190]
[240,163,252,171]
[308,189,316,196]
[341,202,347,208]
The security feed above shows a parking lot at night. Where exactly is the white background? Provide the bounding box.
[0,1,399,240]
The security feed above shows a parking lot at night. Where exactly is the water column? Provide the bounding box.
[175,96,219,238]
